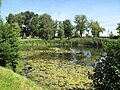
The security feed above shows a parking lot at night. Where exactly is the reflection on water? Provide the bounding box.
[25,46,103,66]
[69,47,102,66]
[71,48,78,63]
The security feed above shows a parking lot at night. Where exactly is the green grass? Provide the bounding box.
[0,66,44,90]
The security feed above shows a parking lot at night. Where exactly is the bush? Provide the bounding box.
[0,20,20,71]
[91,40,120,90]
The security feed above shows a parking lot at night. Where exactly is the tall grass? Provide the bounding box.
[19,38,116,48]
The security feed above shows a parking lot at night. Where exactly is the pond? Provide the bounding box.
[19,45,103,90]
[22,45,102,66]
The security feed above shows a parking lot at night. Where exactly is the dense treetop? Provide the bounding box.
[6,11,106,40]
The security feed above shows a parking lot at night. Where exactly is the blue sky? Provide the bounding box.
[1,0,120,36]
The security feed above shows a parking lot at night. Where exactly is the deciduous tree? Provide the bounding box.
[57,21,64,40]
[63,19,73,40]
[38,13,55,40]
[90,21,105,37]
[74,15,88,37]
[116,23,120,36]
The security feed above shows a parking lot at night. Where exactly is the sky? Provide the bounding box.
[1,0,120,36]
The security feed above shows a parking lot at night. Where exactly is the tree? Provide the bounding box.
[74,15,88,37]
[6,13,15,24]
[53,20,58,39]
[0,0,1,7]
[0,0,1,6]
[7,11,56,40]
[85,21,91,37]
[90,21,98,37]
[57,21,64,40]
[116,23,120,36]
[109,31,114,39]
[90,21,105,37]
[63,19,73,40]
[18,11,34,38]
[6,11,35,38]
[28,14,39,38]
[6,14,21,36]
[0,20,20,71]
[38,13,55,40]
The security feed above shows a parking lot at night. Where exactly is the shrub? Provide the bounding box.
[0,20,20,71]
[91,40,120,90]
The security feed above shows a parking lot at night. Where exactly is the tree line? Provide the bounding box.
[6,11,105,40]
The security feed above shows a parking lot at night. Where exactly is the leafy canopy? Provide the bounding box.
[0,20,20,71]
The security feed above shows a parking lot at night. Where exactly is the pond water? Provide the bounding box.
[20,45,103,89]
[54,47,102,66]
[23,46,102,66]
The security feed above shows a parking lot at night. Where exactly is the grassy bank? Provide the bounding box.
[0,66,44,90]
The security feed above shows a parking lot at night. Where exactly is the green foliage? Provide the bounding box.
[90,21,105,37]
[6,11,35,38]
[0,0,1,7]
[74,15,88,37]
[6,13,15,24]
[6,11,106,39]
[109,31,114,39]
[63,19,73,40]
[116,23,120,36]
[6,14,21,36]
[29,14,39,38]
[57,21,64,40]
[6,12,56,40]
[12,22,21,36]
[38,13,55,40]
[91,40,120,89]
[0,20,20,71]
